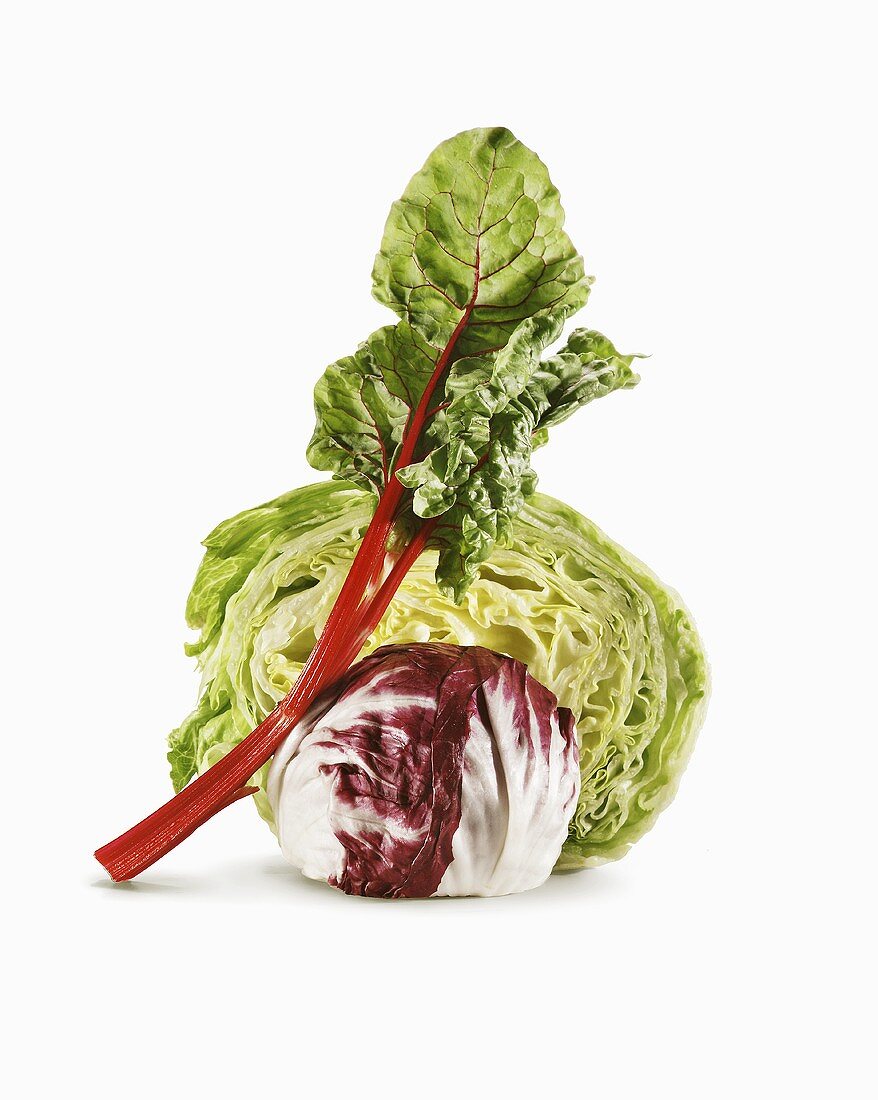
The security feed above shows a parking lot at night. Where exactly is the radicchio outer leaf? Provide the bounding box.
[266,643,580,898]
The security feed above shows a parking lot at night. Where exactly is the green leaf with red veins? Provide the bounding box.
[307,127,635,599]
[306,323,439,496]
[372,127,591,353]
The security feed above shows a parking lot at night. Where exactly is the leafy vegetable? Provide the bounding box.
[94,127,667,882]
[170,483,709,869]
[267,642,579,898]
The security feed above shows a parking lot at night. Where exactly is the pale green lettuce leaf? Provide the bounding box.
[170,481,709,866]
[168,481,372,811]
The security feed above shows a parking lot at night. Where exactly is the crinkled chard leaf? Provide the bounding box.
[306,323,435,497]
[401,321,641,598]
[307,126,636,601]
[532,328,642,444]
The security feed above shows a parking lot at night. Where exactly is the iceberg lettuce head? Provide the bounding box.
[170,481,709,870]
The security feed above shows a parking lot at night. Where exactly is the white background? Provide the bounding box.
[2,2,875,1097]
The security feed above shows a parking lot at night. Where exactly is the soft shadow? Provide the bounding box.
[89,855,625,905]
[91,878,188,895]
[89,855,349,904]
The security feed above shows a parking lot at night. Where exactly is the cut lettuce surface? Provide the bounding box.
[170,481,709,869]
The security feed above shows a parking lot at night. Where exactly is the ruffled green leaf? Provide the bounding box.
[306,324,439,496]
[398,322,639,599]
[531,328,642,445]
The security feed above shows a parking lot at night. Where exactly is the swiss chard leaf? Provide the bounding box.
[372,127,591,353]
[307,127,638,599]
